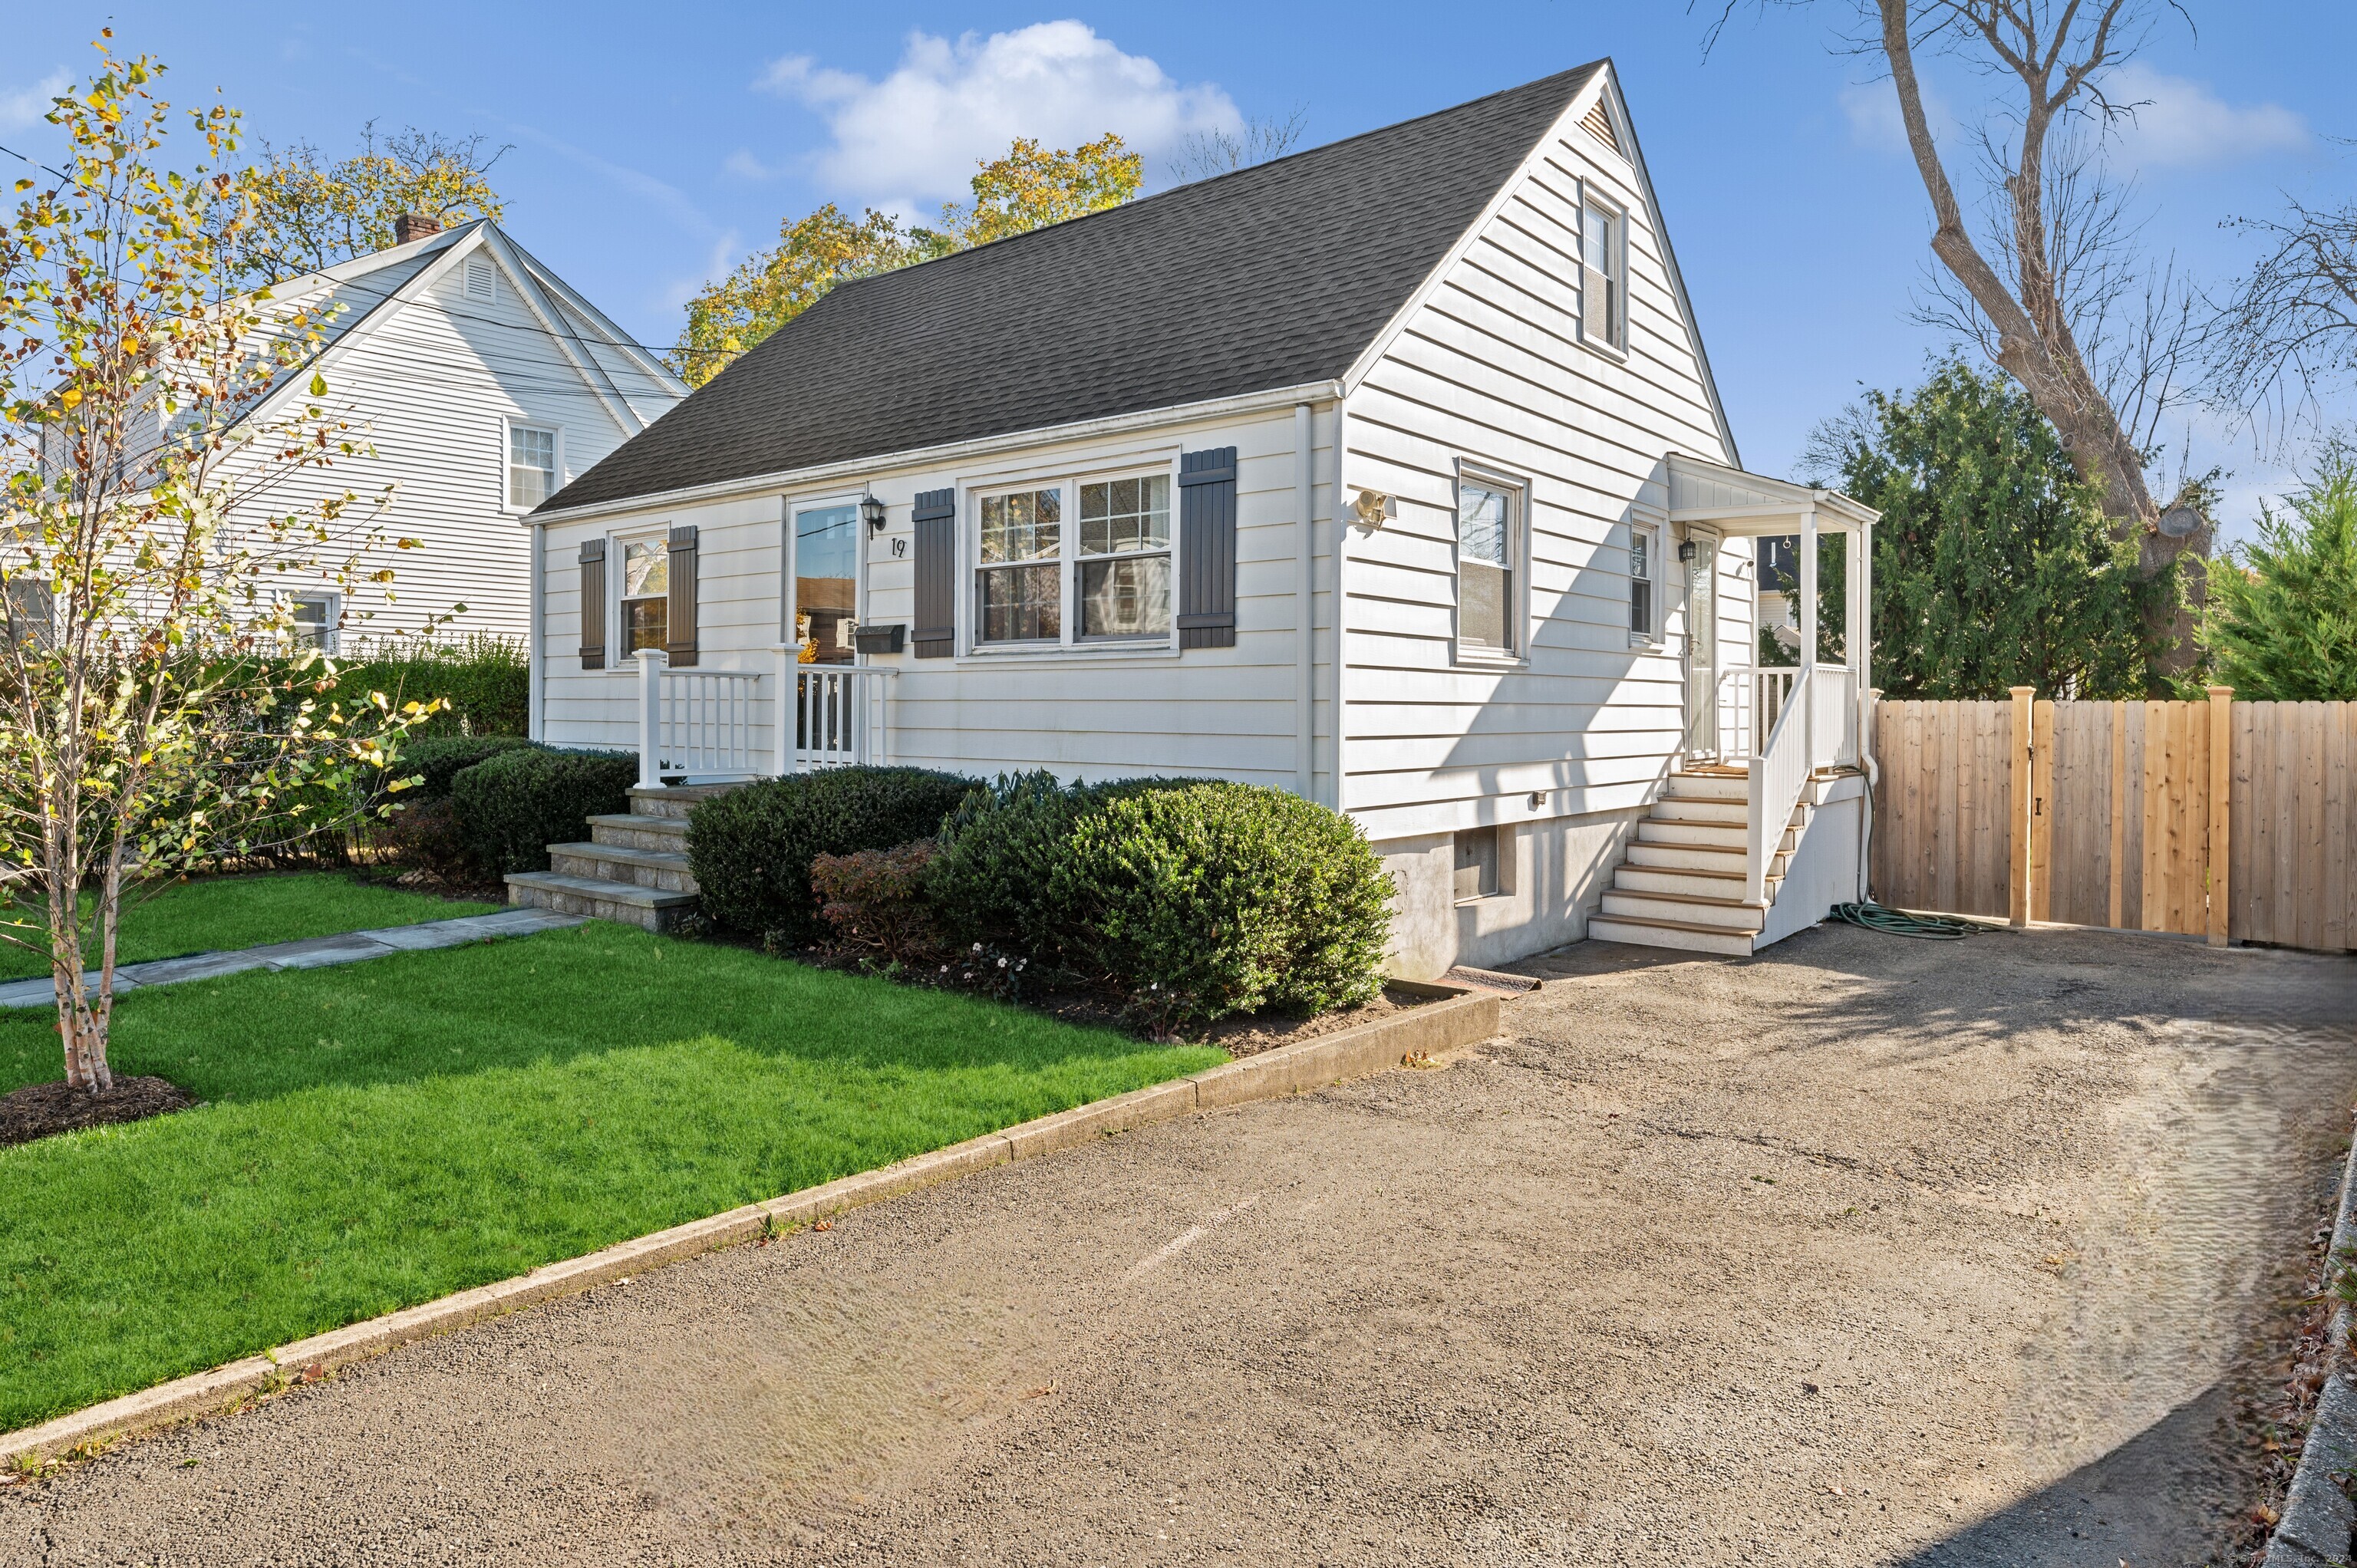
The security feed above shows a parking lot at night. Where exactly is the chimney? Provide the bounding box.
[393,211,443,246]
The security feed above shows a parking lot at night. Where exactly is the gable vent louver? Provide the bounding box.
[464,255,496,302]
[1581,99,1620,154]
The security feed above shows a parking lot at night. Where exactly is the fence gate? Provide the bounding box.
[1871,689,2356,953]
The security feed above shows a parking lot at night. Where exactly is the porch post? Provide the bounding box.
[1853,521,1873,768]
[774,644,795,776]
[636,647,665,789]
[1798,503,1818,764]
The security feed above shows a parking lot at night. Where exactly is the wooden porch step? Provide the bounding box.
[1599,888,1766,931]
[1584,914,1759,957]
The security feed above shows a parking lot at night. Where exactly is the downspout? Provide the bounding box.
[1294,403,1315,799]
[526,519,545,742]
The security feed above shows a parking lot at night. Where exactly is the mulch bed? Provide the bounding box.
[0,1076,196,1149]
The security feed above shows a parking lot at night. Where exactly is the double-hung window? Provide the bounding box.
[288,593,338,654]
[977,487,1063,643]
[1629,523,1658,644]
[1077,475,1171,639]
[1456,479,1517,655]
[1582,197,1626,351]
[509,424,558,509]
[620,535,668,654]
[974,471,1174,649]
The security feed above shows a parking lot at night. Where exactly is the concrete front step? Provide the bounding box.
[1585,914,1759,957]
[1599,888,1765,932]
[505,871,700,931]
[587,812,689,853]
[548,842,697,894]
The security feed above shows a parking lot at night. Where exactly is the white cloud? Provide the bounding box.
[2103,62,2306,170]
[756,21,1240,208]
[1,71,70,133]
[723,148,780,181]
[1839,77,1953,153]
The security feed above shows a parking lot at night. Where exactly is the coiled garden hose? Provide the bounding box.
[1828,901,1984,940]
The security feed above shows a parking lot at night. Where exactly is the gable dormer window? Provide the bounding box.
[465,255,496,303]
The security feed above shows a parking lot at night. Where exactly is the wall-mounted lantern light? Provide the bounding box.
[859,494,888,535]
[1676,538,1698,564]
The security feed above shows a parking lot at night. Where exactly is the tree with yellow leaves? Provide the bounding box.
[671,133,1143,387]
[230,124,508,285]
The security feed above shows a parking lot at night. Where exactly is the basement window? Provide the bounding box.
[1454,828,1500,902]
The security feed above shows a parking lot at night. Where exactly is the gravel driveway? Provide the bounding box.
[5,924,2352,1566]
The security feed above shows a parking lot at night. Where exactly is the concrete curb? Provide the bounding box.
[2271,1121,2357,1568]
[0,983,1499,1470]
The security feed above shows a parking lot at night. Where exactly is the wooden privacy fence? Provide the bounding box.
[1871,687,2357,951]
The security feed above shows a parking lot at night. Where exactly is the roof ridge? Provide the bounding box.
[826,60,1610,295]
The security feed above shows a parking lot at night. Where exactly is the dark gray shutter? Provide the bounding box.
[577,539,606,670]
[666,523,698,667]
[1177,446,1238,650]
[911,488,956,659]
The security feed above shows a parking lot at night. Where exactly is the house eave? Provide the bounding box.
[524,377,1348,526]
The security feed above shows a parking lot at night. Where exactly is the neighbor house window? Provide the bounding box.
[1630,523,1658,644]
[620,535,668,654]
[977,487,1062,643]
[288,593,338,654]
[1457,479,1517,654]
[1583,198,1625,349]
[1077,475,1171,638]
[509,424,558,509]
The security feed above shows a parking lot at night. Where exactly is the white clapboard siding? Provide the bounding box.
[1338,114,1733,843]
[219,228,682,646]
[539,407,1330,790]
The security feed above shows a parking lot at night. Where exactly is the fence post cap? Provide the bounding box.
[2008,685,2036,698]
[2207,684,2234,699]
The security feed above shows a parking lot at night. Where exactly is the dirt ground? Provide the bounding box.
[5,924,2353,1567]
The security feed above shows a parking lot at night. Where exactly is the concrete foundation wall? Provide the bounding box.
[1378,806,1644,980]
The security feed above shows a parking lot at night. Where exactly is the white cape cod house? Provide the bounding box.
[518,61,1878,974]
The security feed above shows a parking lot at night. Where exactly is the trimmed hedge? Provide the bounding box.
[382,735,534,802]
[687,766,974,941]
[325,634,529,737]
[451,746,638,876]
[928,774,1394,1029]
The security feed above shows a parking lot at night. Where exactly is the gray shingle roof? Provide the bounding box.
[545,62,1606,514]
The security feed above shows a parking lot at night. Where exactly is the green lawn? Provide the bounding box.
[0,873,496,982]
[0,923,1222,1431]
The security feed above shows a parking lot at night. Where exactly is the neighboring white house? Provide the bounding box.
[517,61,1880,973]
[213,216,687,647]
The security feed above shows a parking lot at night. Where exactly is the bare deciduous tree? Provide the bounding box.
[1166,108,1309,184]
[1708,0,2211,672]
[2205,196,2357,444]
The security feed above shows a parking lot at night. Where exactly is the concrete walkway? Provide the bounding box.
[0,907,584,1009]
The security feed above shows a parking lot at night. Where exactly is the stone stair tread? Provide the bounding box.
[549,841,689,869]
[587,812,687,832]
[504,871,698,909]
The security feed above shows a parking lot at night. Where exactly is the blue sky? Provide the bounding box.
[5,2,2346,534]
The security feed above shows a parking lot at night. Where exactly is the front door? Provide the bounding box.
[1683,529,1720,758]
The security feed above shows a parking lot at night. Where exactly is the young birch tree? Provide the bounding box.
[0,40,434,1094]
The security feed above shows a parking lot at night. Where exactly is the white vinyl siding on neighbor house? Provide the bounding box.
[213,232,680,644]
[1337,104,1733,847]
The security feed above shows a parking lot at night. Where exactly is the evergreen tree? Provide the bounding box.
[1793,361,2174,698]
[2203,456,2357,700]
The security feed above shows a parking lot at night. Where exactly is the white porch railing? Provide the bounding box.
[636,652,763,786]
[781,657,893,772]
[1745,660,1815,904]
[1716,664,1796,760]
[631,648,895,786]
[1809,662,1856,769]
